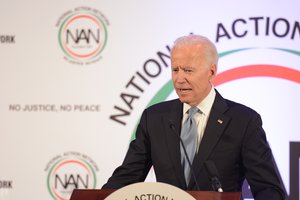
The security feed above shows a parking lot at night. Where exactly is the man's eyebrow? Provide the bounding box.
[179,66,193,68]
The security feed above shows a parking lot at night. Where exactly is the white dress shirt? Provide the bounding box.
[182,88,216,152]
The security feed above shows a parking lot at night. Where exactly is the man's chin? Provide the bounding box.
[178,97,189,104]
[178,97,198,107]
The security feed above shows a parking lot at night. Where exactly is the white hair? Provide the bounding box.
[172,34,219,67]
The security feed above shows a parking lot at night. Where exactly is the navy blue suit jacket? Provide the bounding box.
[102,90,285,200]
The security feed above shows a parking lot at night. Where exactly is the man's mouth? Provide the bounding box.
[178,88,192,92]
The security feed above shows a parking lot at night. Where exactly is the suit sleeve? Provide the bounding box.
[102,110,152,189]
[241,113,286,200]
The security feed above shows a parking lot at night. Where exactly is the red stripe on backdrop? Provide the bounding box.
[213,65,300,86]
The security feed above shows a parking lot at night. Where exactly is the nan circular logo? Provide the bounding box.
[56,7,109,65]
[45,151,99,200]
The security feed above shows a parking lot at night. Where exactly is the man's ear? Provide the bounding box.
[210,64,217,77]
[209,64,217,85]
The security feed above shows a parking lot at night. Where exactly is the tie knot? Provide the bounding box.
[188,107,199,117]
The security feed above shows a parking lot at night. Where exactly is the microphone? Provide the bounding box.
[204,160,223,192]
[168,120,200,190]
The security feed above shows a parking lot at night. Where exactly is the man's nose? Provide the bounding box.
[176,71,186,83]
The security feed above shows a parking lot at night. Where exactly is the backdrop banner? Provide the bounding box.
[0,0,299,200]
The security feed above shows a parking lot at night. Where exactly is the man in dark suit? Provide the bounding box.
[102,35,286,199]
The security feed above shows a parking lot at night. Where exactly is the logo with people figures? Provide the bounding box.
[45,151,98,200]
[56,7,109,65]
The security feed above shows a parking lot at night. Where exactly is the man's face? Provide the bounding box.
[171,45,216,107]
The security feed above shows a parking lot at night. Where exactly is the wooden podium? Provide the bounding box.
[70,189,241,200]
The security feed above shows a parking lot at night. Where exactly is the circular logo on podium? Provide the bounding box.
[105,182,195,200]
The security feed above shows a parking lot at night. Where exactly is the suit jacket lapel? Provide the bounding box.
[162,100,186,188]
[189,90,231,189]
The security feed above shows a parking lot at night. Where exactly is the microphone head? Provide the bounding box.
[204,160,223,192]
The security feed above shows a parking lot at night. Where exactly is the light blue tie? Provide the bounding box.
[180,107,199,186]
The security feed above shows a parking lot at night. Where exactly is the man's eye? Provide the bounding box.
[172,68,178,72]
[184,69,192,73]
